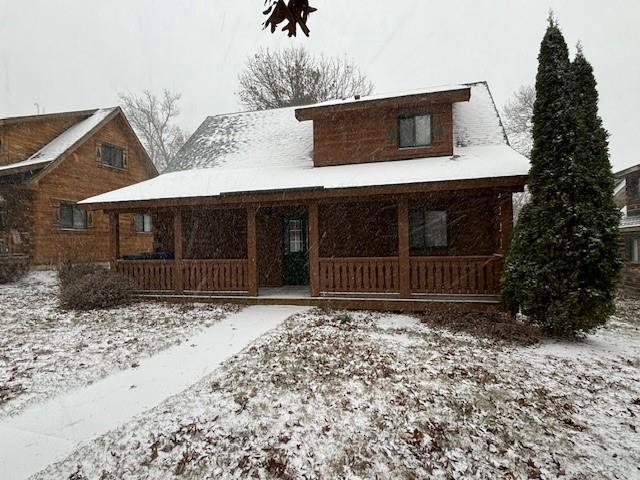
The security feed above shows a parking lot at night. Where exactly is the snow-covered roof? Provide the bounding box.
[81,144,528,206]
[172,82,506,173]
[82,82,528,206]
[620,206,640,230]
[614,178,626,196]
[302,84,469,109]
[0,108,117,176]
[171,106,312,172]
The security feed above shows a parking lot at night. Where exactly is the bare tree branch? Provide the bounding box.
[238,47,374,110]
[118,90,189,173]
[502,85,535,158]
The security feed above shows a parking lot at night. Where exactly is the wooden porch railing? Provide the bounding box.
[115,259,249,293]
[115,260,175,291]
[182,259,248,292]
[410,255,503,295]
[319,257,400,294]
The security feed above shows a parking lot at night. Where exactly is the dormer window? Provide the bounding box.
[398,114,432,148]
[629,176,640,200]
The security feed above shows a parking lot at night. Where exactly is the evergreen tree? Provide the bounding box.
[502,16,621,334]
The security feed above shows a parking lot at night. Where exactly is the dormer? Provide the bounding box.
[295,85,471,167]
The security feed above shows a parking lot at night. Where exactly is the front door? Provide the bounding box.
[282,215,309,285]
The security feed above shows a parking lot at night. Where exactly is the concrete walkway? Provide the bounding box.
[0,305,309,480]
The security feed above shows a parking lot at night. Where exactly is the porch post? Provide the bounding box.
[308,202,320,297]
[498,192,514,254]
[398,199,411,298]
[173,209,183,294]
[109,212,120,269]
[247,205,258,296]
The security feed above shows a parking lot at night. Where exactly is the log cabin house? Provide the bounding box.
[80,82,529,311]
[0,108,157,266]
[615,164,640,296]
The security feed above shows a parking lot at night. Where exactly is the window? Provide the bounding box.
[410,208,447,249]
[398,114,432,148]
[135,213,153,233]
[0,194,7,230]
[629,177,640,200]
[288,219,304,253]
[626,238,640,263]
[59,203,88,230]
[100,144,124,169]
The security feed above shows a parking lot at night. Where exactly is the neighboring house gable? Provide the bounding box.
[0,108,157,265]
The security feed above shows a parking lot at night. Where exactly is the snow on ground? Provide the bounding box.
[1,305,308,480]
[0,271,237,418]
[33,305,640,479]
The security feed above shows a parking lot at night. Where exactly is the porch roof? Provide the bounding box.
[80,144,528,208]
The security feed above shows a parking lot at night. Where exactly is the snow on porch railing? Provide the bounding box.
[319,257,400,294]
[409,255,503,295]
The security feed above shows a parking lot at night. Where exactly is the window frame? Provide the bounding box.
[134,212,153,234]
[627,238,640,264]
[409,208,448,250]
[398,114,433,149]
[100,143,126,170]
[59,202,89,231]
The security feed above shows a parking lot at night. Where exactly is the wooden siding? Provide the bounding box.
[28,114,155,265]
[0,114,86,166]
[311,102,454,167]
[410,256,503,295]
[319,257,399,293]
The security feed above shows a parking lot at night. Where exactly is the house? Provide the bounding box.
[615,164,640,296]
[80,82,529,311]
[0,108,157,266]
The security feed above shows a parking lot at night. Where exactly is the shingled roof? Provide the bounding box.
[171,82,509,173]
[82,81,528,207]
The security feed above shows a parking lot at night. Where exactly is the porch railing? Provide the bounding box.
[410,255,503,295]
[319,257,400,294]
[182,259,248,292]
[115,260,174,291]
[115,259,249,293]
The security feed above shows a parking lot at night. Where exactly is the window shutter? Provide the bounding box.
[96,144,102,164]
[123,150,128,169]
[87,211,93,228]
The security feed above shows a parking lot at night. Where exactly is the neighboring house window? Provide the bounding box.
[410,208,447,249]
[626,238,640,263]
[100,144,125,169]
[135,213,153,233]
[59,203,88,230]
[628,176,640,201]
[398,114,432,148]
[0,194,7,230]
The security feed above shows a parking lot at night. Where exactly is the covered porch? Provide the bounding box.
[105,186,515,311]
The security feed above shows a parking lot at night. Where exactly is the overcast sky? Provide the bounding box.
[1,0,638,170]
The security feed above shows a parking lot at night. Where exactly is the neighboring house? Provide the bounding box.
[81,82,529,311]
[615,164,640,296]
[0,108,157,266]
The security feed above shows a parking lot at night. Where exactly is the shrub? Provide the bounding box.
[0,259,28,285]
[421,307,543,346]
[58,265,132,311]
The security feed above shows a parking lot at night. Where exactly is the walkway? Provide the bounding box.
[0,305,309,480]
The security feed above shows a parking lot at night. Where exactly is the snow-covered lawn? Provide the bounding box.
[0,271,236,418]
[33,304,640,479]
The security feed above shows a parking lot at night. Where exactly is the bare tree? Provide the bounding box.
[118,90,189,173]
[502,85,535,221]
[502,85,535,158]
[238,47,374,110]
